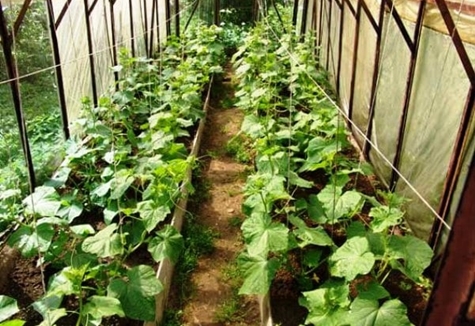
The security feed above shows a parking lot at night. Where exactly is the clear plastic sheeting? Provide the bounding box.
[338,2,356,115]
[50,0,167,129]
[395,28,475,239]
[351,13,377,146]
[305,0,475,242]
[394,0,475,45]
[368,18,412,186]
[52,0,90,127]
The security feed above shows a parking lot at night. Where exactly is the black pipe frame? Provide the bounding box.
[0,1,36,192]
[54,0,72,29]
[143,0,149,56]
[184,0,200,32]
[300,0,309,36]
[346,0,361,127]
[84,0,98,107]
[129,0,135,56]
[336,0,344,93]
[174,0,180,36]
[389,0,426,189]
[429,0,475,249]
[109,1,119,87]
[150,0,157,57]
[293,0,299,26]
[363,0,385,157]
[325,0,332,71]
[165,0,171,37]
[46,0,70,141]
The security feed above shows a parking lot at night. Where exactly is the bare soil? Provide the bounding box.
[179,75,260,326]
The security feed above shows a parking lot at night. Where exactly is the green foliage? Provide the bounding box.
[0,2,62,231]
[0,296,20,323]
[108,265,163,321]
[4,25,225,324]
[232,11,434,326]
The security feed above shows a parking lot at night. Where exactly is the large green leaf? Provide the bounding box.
[32,295,66,326]
[387,235,433,280]
[238,252,280,295]
[241,114,264,138]
[289,215,333,248]
[136,200,171,232]
[350,298,413,326]
[318,186,362,223]
[147,225,184,263]
[57,199,83,224]
[8,223,54,258]
[108,265,163,321]
[110,170,135,200]
[300,281,350,326]
[288,171,314,188]
[0,320,25,326]
[241,213,288,256]
[356,281,390,301]
[82,224,124,258]
[307,195,326,223]
[0,296,19,322]
[329,237,375,281]
[82,296,125,319]
[23,186,61,217]
[369,206,404,233]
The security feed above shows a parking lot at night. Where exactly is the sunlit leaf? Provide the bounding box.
[0,296,19,322]
[241,213,288,256]
[329,237,375,281]
[82,224,124,258]
[147,225,184,263]
[350,298,413,326]
[238,252,280,295]
[108,265,163,321]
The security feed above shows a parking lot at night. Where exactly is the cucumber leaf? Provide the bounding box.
[241,213,288,256]
[82,224,124,258]
[108,265,163,321]
[350,298,413,326]
[0,296,19,322]
[238,252,280,295]
[387,235,433,281]
[329,237,375,281]
[147,225,184,263]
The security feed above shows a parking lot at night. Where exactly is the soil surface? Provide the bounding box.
[180,73,260,326]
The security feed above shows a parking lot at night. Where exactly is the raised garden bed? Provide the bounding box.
[232,17,434,326]
[0,25,225,326]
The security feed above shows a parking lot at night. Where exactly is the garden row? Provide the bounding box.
[233,18,434,325]
[0,25,226,326]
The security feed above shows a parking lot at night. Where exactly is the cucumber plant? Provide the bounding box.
[4,24,226,325]
[233,16,433,326]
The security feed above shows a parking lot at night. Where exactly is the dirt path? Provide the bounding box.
[181,74,260,326]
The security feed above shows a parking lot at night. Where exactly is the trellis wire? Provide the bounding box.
[261,8,453,232]
[0,0,198,87]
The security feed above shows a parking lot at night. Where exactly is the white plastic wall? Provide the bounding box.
[305,0,475,241]
[50,0,167,127]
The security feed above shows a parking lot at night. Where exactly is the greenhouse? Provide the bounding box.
[0,0,474,325]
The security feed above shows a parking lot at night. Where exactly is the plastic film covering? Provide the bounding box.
[339,2,355,114]
[90,0,114,98]
[114,1,134,57]
[52,0,165,130]
[368,18,412,185]
[308,0,475,242]
[158,0,168,43]
[53,0,90,126]
[394,29,475,239]
[394,0,475,45]
[351,13,377,146]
